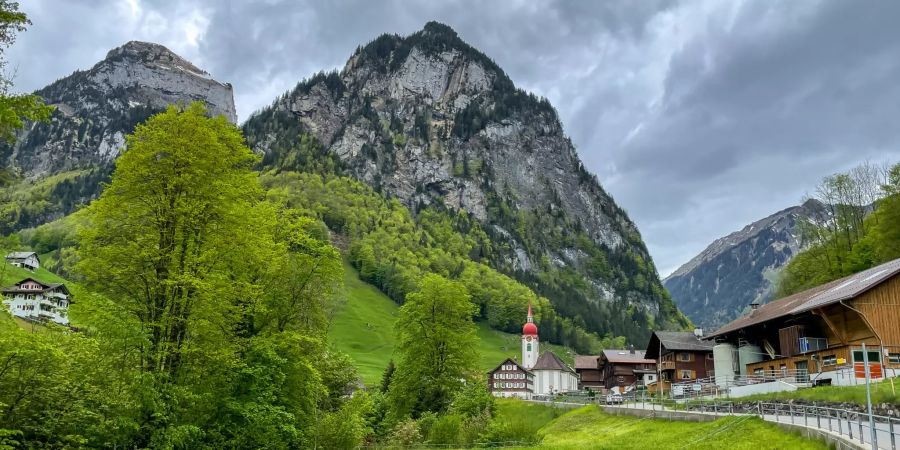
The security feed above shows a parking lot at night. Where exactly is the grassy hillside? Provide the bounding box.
[330,261,574,384]
[0,260,68,287]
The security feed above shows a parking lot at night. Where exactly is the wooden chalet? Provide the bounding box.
[644,331,714,393]
[574,355,603,390]
[599,348,656,392]
[706,257,900,385]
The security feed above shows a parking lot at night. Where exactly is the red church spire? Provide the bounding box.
[523,303,538,336]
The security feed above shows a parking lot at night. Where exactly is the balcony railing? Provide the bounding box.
[659,361,675,370]
[798,337,828,354]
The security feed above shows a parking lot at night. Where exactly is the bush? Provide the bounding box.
[427,414,463,446]
[388,418,422,448]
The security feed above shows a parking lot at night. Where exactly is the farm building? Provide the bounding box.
[706,257,900,390]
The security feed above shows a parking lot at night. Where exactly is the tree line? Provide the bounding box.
[778,161,900,296]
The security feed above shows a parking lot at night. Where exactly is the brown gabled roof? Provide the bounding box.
[645,331,714,359]
[574,355,600,369]
[706,257,900,339]
[488,358,532,375]
[1,278,71,297]
[601,349,655,364]
[532,351,575,373]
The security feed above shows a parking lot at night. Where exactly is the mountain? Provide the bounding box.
[0,41,235,232]
[243,22,688,343]
[663,199,828,330]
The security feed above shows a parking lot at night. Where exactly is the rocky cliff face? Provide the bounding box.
[244,22,688,342]
[0,41,235,232]
[664,199,828,330]
[4,41,236,178]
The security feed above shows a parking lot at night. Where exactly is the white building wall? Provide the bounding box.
[533,369,579,395]
[3,292,69,325]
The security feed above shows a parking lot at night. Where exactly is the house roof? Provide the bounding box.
[1,278,70,296]
[645,331,714,359]
[488,358,532,375]
[574,355,600,369]
[5,251,38,260]
[601,349,655,364]
[706,257,900,339]
[532,351,575,373]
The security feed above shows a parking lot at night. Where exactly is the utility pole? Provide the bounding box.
[862,343,877,448]
[657,335,663,405]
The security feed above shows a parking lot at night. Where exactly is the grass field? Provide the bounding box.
[527,403,828,450]
[738,378,900,406]
[329,261,575,385]
[0,260,67,287]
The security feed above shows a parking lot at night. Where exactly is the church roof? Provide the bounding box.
[532,351,575,373]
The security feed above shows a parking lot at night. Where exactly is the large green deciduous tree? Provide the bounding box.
[77,102,272,378]
[74,102,350,448]
[387,274,478,420]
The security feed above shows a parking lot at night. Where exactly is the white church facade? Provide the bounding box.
[487,304,579,398]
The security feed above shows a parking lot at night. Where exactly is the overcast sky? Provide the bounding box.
[8,0,900,276]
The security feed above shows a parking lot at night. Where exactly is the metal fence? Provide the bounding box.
[757,402,899,450]
[613,396,900,450]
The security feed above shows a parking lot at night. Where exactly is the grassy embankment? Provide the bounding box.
[329,261,574,384]
[490,399,829,450]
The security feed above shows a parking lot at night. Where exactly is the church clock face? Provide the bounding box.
[525,336,533,342]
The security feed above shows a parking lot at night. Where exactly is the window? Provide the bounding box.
[617,376,624,383]
[889,354,900,364]
[822,355,837,366]
[852,350,881,364]
[527,343,532,351]
[493,383,498,388]
[679,353,692,362]
[680,370,694,380]
[753,368,764,376]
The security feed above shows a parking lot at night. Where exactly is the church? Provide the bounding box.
[487,304,579,399]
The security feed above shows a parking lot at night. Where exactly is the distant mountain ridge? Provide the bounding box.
[664,199,828,330]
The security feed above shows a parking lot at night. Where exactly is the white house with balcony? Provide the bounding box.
[5,252,40,271]
[2,278,72,326]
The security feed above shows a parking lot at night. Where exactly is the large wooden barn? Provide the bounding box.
[706,257,900,386]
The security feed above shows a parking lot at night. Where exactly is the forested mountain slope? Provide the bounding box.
[244,22,688,344]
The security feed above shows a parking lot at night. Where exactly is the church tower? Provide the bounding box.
[521,303,539,369]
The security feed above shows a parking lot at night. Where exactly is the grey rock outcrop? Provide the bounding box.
[4,41,236,178]
[0,41,235,232]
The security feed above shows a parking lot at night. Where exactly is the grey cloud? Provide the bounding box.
[7,0,900,276]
